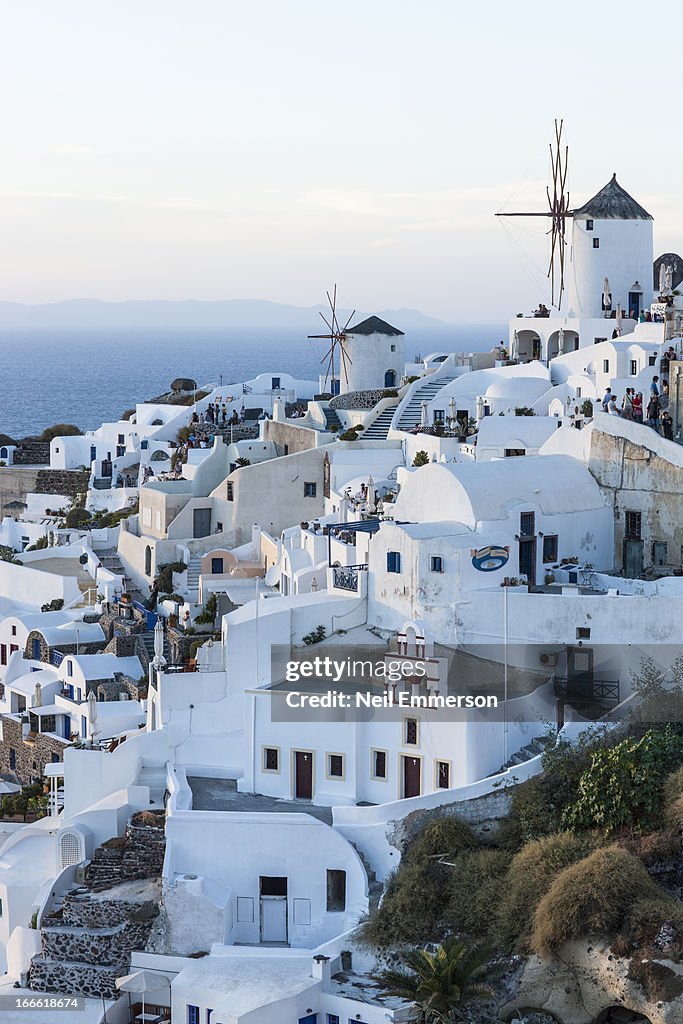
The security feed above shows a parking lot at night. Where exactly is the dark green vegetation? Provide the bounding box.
[362,659,683,961]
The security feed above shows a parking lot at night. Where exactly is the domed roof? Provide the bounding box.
[573,173,652,221]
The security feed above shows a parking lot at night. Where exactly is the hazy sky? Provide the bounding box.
[1,0,682,321]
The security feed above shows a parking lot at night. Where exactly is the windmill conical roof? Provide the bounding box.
[346,315,404,336]
[572,173,652,221]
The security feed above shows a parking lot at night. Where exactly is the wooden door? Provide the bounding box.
[294,751,313,799]
[402,755,421,798]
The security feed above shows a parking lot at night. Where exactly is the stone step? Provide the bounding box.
[29,956,123,999]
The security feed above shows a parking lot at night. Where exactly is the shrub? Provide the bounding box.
[26,535,49,551]
[496,832,597,950]
[562,727,683,834]
[663,764,683,827]
[530,847,666,954]
[581,399,594,417]
[41,598,64,612]
[302,625,326,646]
[382,388,398,398]
[65,507,92,529]
[196,593,217,625]
[339,429,359,441]
[405,816,478,866]
[235,457,251,467]
[121,408,135,420]
[447,849,512,936]
[412,450,430,467]
[155,561,187,595]
[514,407,535,417]
[40,423,82,441]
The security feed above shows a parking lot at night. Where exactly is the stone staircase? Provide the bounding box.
[495,733,556,774]
[29,815,165,998]
[362,406,396,440]
[186,555,202,598]
[98,550,145,603]
[352,843,383,912]
[395,372,461,431]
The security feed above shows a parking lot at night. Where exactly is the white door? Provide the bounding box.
[260,896,287,942]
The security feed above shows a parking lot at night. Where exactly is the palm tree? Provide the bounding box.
[375,938,498,1023]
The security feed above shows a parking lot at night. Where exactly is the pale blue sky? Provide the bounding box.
[1,0,681,320]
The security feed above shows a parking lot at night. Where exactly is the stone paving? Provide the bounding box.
[187,776,334,824]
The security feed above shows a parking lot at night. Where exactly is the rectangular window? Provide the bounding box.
[504,448,525,457]
[430,555,444,573]
[520,512,535,537]
[649,354,657,367]
[327,753,344,778]
[436,760,450,789]
[625,511,642,539]
[263,747,279,772]
[652,541,668,566]
[9,749,16,769]
[188,1007,200,1024]
[433,409,445,424]
[303,482,317,498]
[404,717,418,746]
[390,344,396,352]
[593,238,600,248]
[67,661,73,677]
[542,535,558,563]
[586,219,593,230]
[594,337,607,345]
[372,749,387,780]
[576,627,591,639]
[11,625,16,637]
[327,1016,340,1024]
[117,434,124,445]
[211,557,223,575]
[326,869,346,912]
[630,360,638,376]
[226,481,234,501]
[603,359,610,373]
[0,644,5,666]
[387,551,401,573]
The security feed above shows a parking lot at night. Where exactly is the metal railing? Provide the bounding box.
[333,566,360,592]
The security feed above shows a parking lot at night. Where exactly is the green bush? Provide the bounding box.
[412,450,430,467]
[382,388,399,398]
[196,593,217,625]
[530,847,672,954]
[339,429,359,441]
[405,816,478,866]
[496,832,596,950]
[514,407,535,417]
[65,506,92,529]
[26,535,49,551]
[302,625,326,646]
[563,727,683,834]
[447,849,512,936]
[41,598,64,612]
[40,423,82,441]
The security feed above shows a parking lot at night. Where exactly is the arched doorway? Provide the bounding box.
[595,1008,652,1024]
[515,330,542,363]
[548,329,580,360]
[384,369,397,387]
[145,545,152,577]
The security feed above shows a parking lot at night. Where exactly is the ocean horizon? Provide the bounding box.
[0,323,506,437]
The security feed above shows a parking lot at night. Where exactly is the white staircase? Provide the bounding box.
[395,372,461,431]
[186,556,202,599]
[362,406,396,440]
[135,762,167,809]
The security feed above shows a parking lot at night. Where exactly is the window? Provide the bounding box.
[387,551,401,573]
[327,1016,340,1024]
[542,535,558,563]
[390,344,396,352]
[594,337,607,345]
[504,448,525,457]
[520,512,535,537]
[188,1007,200,1024]
[436,760,450,789]
[9,749,16,769]
[430,555,444,573]
[211,557,223,575]
[603,359,610,373]
[630,360,638,376]
[0,644,5,666]
[263,747,279,772]
[206,1012,213,1024]
[576,627,591,639]
[11,625,16,637]
[117,434,124,445]
[372,749,387,779]
[649,354,657,367]
[404,717,418,745]
[576,387,582,398]
[304,482,317,498]
[327,753,344,778]
[652,541,668,566]
[433,409,445,424]
[586,219,594,230]
[326,869,346,911]
[625,511,642,539]
[0,897,3,916]
[226,481,234,501]
[67,661,73,677]
[271,377,281,389]
[593,238,600,248]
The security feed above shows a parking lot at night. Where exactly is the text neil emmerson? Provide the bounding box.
[284,691,498,710]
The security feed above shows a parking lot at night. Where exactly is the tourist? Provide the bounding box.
[602,387,612,412]
[646,394,660,431]
[662,411,674,440]
[221,403,227,424]
[240,405,246,423]
[645,310,652,322]
[206,404,214,424]
[621,389,633,420]
[660,380,670,412]
[608,395,621,416]
[632,391,643,423]
[639,309,646,323]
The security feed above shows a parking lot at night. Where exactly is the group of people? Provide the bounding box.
[190,403,247,428]
[602,376,674,439]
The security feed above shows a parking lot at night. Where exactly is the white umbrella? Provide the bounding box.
[153,618,166,667]
[602,277,611,310]
[511,331,519,360]
[420,401,429,427]
[558,327,565,355]
[367,475,376,513]
[116,969,173,1020]
[87,690,98,746]
[666,265,673,292]
[615,303,623,335]
[449,397,457,426]
[660,263,667,295]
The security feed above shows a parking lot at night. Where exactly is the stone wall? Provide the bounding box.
[13,441,51,466]
[0,713,67,784]
[389,787,514,852]
[85,817,166,891]
[23,631,106,663]
[34,469,90,496]
[263,419,322,454]
[330,389,386,410]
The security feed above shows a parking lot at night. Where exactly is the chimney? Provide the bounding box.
[312,954,332,987]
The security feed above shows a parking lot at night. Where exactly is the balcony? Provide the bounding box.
[333,566,359,592]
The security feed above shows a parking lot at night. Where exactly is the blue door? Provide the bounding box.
[81,715,87,738]
[298,1016,317,1024]
[32,637,41,660]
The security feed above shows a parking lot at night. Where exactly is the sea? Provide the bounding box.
[0,324,506,438]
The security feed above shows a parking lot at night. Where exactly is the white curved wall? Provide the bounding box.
[568,216,653,319]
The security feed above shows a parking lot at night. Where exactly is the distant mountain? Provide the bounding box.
[0,298,452,331]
